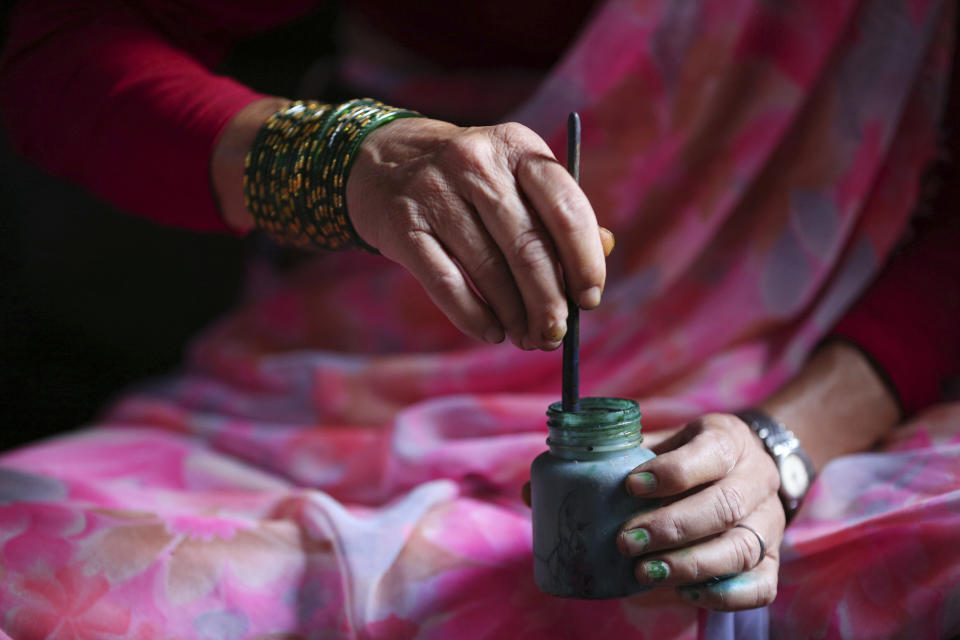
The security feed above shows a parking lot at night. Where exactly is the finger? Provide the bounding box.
[676,555,780,611]
[632,497,784,587]
[648,424,697,456]
[599,226,615,257]
[619,467,778,556]
[641,427,682,452]
[459,162,568,351]
[521,481,531,508]
[431,198,528,348]
[396,230,505,344]
[625,414,756,498]
[516,151,606,309]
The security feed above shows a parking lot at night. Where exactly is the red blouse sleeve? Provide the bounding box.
[829,202,960,416]
[0,0,313,231]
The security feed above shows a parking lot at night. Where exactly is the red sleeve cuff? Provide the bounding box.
[828,209,960,415]
[0,1,265,231]
[830,310,941,416]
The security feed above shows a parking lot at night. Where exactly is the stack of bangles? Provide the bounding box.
[243,98,423,251]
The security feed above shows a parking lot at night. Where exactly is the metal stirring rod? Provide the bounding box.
[562,112,581,413]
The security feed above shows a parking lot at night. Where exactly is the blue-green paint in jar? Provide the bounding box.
[531,397,657,599]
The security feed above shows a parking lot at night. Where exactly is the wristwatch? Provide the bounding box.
[735,409,816,524]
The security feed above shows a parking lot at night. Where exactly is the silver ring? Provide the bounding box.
[734,523,766,568]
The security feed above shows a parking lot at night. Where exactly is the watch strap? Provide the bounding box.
[734,408,816,524]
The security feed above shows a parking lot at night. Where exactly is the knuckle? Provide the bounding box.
[491,121,539,147]
[685,417,710,439]
[687,554,707,582]
[714,484,747,528]
[757,577,778,606]
[427,268,462,299]
[514,153,542,185]
[711,411,744,430]
[471,259,526,327]
[509,229,553,272]
[540,190,581,224]
[759,498,787,537]
[400,226,432,254]
[732,528,759,572]
[472,251,511,292]
[711,412,750,441]
[764,458,781,492]
[446,133,491,170]
[706,427,740,471]
[472,249,506,281]
[772,499,787,530]
[657,513,688,546]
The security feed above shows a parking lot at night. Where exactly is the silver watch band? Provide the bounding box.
[735,408,816,524]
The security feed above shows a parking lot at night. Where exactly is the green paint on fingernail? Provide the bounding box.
[680,588,701,601]
[644,560,669,582]
[627,528,650,551]
[630,472,657,494]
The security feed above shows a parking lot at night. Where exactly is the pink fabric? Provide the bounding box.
[2,0,959,638]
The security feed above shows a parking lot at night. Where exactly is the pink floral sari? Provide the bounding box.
[2,1,958,638]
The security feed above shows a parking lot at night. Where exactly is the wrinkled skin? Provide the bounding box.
[347,118,608,351]
[618,414,785,610]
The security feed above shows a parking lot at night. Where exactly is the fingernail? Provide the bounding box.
[678,587,702,602]
[620,527,650,555]
[579,286,602,309]
[599,227,615,257]
[641,560,670,582]
[627,471,657,495]
[542,322,565,343]
[483,327,505,344]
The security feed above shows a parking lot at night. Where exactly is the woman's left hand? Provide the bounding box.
[618,413,784,610]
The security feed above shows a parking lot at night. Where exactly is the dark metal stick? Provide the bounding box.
[562,112,581,413]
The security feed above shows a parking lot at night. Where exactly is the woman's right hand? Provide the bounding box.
[345,117,611,351]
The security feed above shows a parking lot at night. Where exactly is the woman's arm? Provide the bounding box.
[211,97,292,232]
[0,0,312,230]
[2,1,610,351]
[759,340,900,470]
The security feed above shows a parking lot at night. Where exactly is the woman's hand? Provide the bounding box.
[346,117,609,351]
[619,413,784,610]
[213,101,610,351]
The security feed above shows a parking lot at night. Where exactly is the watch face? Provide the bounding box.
[779,454,810,498]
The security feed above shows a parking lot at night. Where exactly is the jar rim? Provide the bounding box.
[546,397,641,426]
[546,397,642,457]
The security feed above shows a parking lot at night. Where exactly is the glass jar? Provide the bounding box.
[531,397,657,599]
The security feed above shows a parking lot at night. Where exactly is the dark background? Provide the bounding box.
[0,4,339,451]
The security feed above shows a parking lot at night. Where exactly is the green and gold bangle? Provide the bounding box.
[243,98,423,252]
